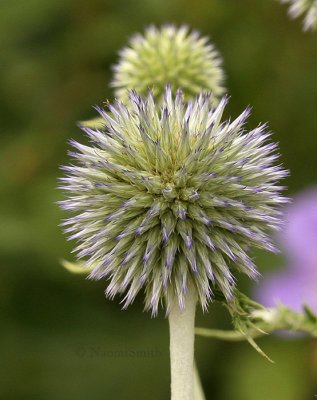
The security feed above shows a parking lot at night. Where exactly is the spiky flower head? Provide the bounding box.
[279,0,317,31]
[111,25,225,104]
[59,87,288,316]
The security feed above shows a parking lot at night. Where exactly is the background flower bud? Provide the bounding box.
[111,24,225,104]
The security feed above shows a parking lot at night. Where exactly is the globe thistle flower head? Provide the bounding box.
[59,87,288,316]
[111,24,225,104]
[280,0,317,31]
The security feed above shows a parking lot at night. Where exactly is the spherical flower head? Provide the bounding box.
[59,87,288,316]
[279,0,317,31]
[111,24,225,104]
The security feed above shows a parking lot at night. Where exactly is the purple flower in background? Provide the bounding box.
[256,187,317,311]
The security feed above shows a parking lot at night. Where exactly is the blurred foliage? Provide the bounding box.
[1,0,317,399]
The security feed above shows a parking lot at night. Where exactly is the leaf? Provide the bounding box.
[60,259,94,274]
[303,304,317,323]
[80,117,105,129]
[195,291,317,360]
[242,330,274,363]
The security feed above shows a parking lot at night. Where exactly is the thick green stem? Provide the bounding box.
[169,281,197,400]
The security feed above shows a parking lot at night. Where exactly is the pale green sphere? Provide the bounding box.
[111,25,225,104]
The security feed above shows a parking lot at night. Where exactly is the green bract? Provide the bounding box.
[111,24,225,104]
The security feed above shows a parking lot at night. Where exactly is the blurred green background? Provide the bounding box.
[1,0,317,399]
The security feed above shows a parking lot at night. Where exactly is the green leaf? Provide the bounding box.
[60,259,94,274]
[303,304,317,323]
[195,289,317,361]
[80,117,105,129]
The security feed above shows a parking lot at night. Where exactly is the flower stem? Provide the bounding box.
[194,360,206,400]
[168,281,197,400]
